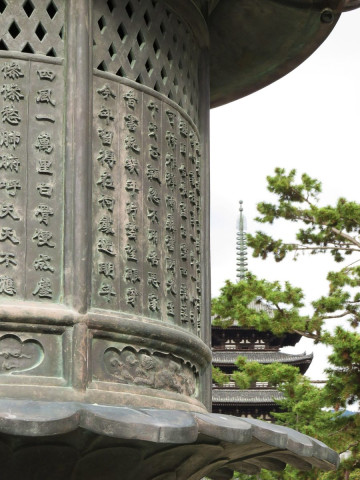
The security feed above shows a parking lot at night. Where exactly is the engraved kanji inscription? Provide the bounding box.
[0,253,16,268]
[97,149,116,169]
[0,131,20,149]
[0,227,19,244]
[123,90,138,109]
[98,238,116,256]
[33,254,54,272]
[180,284,188,303]
[165,110,175,127]
[125,244,137,262]
[179,164,187,178]
[125,180,139,196]
[165,153,176,170]
[165,234,174,252]
[126,201,137,221]
[147,187,160,205]
[180,267,188,277]
[125,222,138,241]
[165,172,176,189]
[37,158,53,175]
[179,181,187,198]
[35,133,53,154]
[98,106,114,125]
[148,229,158,246]
[34,204,54,225]
[0,154,20,171]
[147,272,160,289]
[124,114,139,132]
[149,145,160,160]
[125,135,140,153]
[148,122,158,141]
[1,105,21,125]
[180,143,186,156]
[98,262,115,278]
[1,62,24,80]
[179,202,187,219]
[36,89,56,106]
[98,195,114,212]
[148,294,159,312]
[125,156,139,175]
[166,257,175,274]
[99,283,116,302]
[96,171,114,189]
[37,70,56,81]
[35,114,55,123]
[37,183,53,198]
[166,278,177,296]
[180,244,188,260]
[32,229,55,248]
[97,84,116,101]
[1,84,24,102]
[98,216,114,235]
[98,129,114,147]
[180,306,188,323]
[167,301,175,317]
[165,214,176,233]
[147,101,159,118]
[126,287,138,307]
[124,268,140,284]
[165,131,177,150]
[146,164,160,183]
[32,278,52,298]
[0,203,20,220]
[166,195,176,211]
[146,251,159,267]
[179,121,188,138]
[0,180,21,197]
[0,275,16,295]
[147,209,159,224]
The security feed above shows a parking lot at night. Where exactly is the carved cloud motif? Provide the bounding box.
[0,335,44,374]
[104,347,197,397]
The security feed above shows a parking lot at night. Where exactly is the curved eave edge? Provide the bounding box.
[0,399,339,472]
[209,0,345,108]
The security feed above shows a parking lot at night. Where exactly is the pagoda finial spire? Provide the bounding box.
[236,200,248,281]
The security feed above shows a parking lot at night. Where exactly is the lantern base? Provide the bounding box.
[0,399,338,479]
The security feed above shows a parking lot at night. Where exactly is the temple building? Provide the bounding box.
[212,202,313,420]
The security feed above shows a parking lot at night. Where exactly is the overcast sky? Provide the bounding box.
[209,9,360,381]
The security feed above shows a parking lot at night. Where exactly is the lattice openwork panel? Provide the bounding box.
[0,0,64,57]
[93,0,200,123]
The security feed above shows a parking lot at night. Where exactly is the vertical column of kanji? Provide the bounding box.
[163,106,179,325]
[120,88,144,315]
[188,128,202,335]
[177,116,191,329]
[0,60,28,300]
[27,63,64,302]
[92,80,120,310]
[143,95,163,321]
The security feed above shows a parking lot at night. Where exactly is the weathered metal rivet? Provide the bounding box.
[320,8,334,23]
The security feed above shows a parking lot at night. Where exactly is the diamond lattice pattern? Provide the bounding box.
[0,0,64,57]
[93,0,200,123]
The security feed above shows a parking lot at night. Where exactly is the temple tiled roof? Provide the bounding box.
[212,389,283,405]
[212,351,313,365]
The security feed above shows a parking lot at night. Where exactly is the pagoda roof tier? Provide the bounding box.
[206,0,349,107]
[212,388,283,405]
[212,325,302,347]
[213,351,313,373]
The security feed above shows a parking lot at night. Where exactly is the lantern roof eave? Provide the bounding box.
[207,0,349,108]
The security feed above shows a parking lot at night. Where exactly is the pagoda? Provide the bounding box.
[212,202,313,420]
